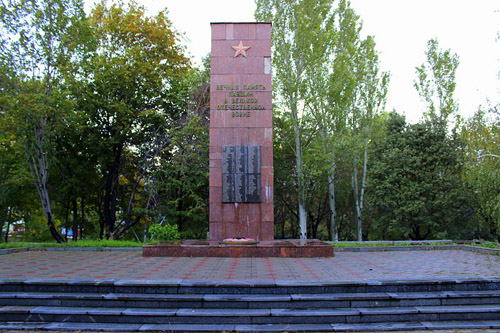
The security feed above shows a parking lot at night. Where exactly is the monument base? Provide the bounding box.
[142,239,334,258]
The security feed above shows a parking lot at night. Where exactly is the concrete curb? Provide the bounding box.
[1,275,499,288]
[0,244,499,256]
[334,244,500,255]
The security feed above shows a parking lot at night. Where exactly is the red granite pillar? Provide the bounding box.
[209,23,273,241]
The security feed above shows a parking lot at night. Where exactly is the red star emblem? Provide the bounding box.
[231,40,251,58]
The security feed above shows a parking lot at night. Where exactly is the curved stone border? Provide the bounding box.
[0,244,498,256]
[459,245,500,255]
[334,244,500,255]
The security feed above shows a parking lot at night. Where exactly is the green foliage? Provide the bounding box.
[0,0,90,243]
[153,62,210,240]
[0,0,498,244]
[256,0,338,239]
[157,112,209,238]
[415,38,460,124]
[257,0,389,241]
[75,0,192,239]
[471,241,500,249]
[368,113,475,240]
[461,106,500,240]
[148,224,181,241]
[0,0,207,243]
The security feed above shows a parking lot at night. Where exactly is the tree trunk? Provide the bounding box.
[112,214,144,240]
[352,162,362,241]
[280,208,286,238]
[72,199,78,241]
[0,206,8,241]
[359,139,369,237]
[40,173,65,243]
[328,169,338,242]
[320,128,338,242]
[3,207,12,242]
[113,133,169,240]
[64,201,70,239]
[98,199,105,240]
[291,100,307,239]
[352,138,369,242]
[103,144,122,238]
[80,199,84,240]
[4,221,10,242]
[26,119,65,243]
[103,170,117,238]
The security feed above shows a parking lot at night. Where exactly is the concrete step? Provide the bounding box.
[0,321,500,331]
[1,278,499,329]
[1,277,499,295]
[1,290,499,308]
[0,304,499,324]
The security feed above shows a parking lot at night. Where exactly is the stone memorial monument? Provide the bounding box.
[209,23,274,241]
[142,22,333,257]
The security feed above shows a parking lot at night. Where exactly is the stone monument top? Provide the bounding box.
[209,22,274,241]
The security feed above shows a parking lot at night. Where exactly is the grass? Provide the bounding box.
[329,241,450,247]
[0,240,143,249]
[329,240,500,249]
[467,241,500,249]
[1,239,499,250]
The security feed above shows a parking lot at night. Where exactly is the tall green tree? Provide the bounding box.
[0,0,89,242]
[303,0,389,241]
[0,119,34,242]
[78,0,190,239]
[256,0,335,239]
[415,38,460,125]
[155,60,210,239]
[303,0,344,241]
[368,113,474,240]
[461,106,500,240]
[348,36,389,241]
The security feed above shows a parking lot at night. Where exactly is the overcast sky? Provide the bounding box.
[86,0,500,123]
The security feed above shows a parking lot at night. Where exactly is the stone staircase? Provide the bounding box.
[0,278,499,331]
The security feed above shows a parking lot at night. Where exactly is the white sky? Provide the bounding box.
[86,0,500,123]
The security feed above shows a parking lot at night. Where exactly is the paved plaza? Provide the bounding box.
[0,249,498,281]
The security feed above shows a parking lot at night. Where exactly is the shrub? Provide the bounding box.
[148,224,181,241]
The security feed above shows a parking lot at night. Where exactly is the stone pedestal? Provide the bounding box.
[209,23,274,241]
[143,240,334,258]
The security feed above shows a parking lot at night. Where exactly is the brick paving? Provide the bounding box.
[0,249,498,281]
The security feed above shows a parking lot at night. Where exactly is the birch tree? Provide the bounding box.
[255,0,335,239]
[415,38,459,125]
[0,0,88,243]
[304,0,388,241]
[315,0,361,241]
[350,36,389,241]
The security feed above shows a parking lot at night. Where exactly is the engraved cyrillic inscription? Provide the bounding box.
[246,174,261,203]
[216,84,267,112]
[222,173,235,202]
[247,146,261,174]
[222,146,236,174]
[222,145,261,203]
[234,174,246,202]
[236,146,247,173]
